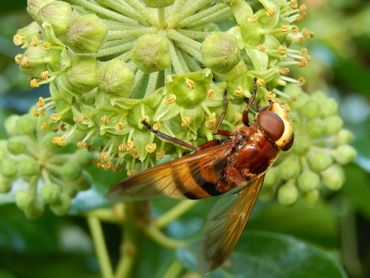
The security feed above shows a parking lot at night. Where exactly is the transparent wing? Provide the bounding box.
[106,142,233,201]
[199,175,265,272]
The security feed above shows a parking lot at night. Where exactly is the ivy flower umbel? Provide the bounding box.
[14,0,312,177]
[0,110,93,218]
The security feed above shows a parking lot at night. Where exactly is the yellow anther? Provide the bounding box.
[75,115,84,124]
[14,54,23,64]
[40,121,47,129]
[278,46,287,55]
[164,94,176,105]
[279,67,290,75]
[156,151,165,161]
[256,78,266,88]
[257,44,266,52]
[185,78,195,89]
[129,148,139,158]
[127,140,135,150]
[13,34,25,46]
[153,122,161,131]
[30,79,40,88]
[37,97,45,108]
[266,8,275,17]
[247,14,258,23]
[145,143,157,153]
[32,109,40,117]
[205,112,217,130]
[40,71,49,80]
[50,113,60,122]
[42,41,51,50]
[52,136,67,146]
[30,37,39,46]
[234,85,243,97]
[127,169,136,177]
[208,89,216,99]
[77,141,87,149]
[290,0,298,9]
[181,116,191,128]
[265,91,276,100]
[101,115,110,125]
[115,122,124,131]
[118,144,127,152]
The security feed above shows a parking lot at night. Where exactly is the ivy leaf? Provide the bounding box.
[178,231,346,278]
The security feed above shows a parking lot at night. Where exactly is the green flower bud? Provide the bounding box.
[291,93,310,111]
[98,59,134,96]
[17,156,40,177]
[324,116,343,135]
[297,170,320,192]
[16,115,36,135]
[5,115,21,136]
[278,182,298,206]
[37,1,72,35]
[0,141,7,160]
[24,202,44,219]
[303,190,319,205]
[132,34,170,73]
[50,194,71,216]
[321,165,345,190]
[278,155,301,180]
[0,159,17,178]
[0,175,12,193]
[61,162,82,181]
[264,167,279,187]
[332,145,357,165]
[307,150,333,173]
[307,118,327,138]
[143,0,175,7]
[66,14,107,53]
[41,183,61,203]
[335,129,353,145]
[16,189,35,210]
[27,0,54,20]
[320,98,338,118]
[291,136,310,155]
[65,57,99,92]
[202,32,240,74]
[302,101,320,119]
[7,136,28,155]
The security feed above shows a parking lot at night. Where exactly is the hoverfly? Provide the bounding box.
[106,80,294,272]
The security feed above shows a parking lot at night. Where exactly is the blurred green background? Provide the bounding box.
[0,1,369,277]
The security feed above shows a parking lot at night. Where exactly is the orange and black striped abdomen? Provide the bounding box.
[171,157,229,200]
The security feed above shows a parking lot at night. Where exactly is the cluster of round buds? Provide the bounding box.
[14,0,312,175]
[0,110,92,218]
[262,85,356,206]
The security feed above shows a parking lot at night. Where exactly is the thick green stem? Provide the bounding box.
[162,260,184,278]
[124,0,158,26]
[106,27,156,41]
[142,224,187,249]
[155,200,199,229]
[97,42,135,57]
[87,215,114,278]
[167,30,202,61]
[158,8,166,28]
[170,0,212,28]
[168,40,186,74]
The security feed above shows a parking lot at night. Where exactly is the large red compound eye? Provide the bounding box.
[257,111,285,141]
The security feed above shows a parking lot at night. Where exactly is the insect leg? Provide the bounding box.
[198,140,222,150]
[242,77,258,126]
[213,89,228,133]
[141,120,199,151]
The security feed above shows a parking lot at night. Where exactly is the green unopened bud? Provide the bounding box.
[132,34,170,73]
[27,0,54,20]
[16,189,35,210]
[324,116,343,135]
[17,156,40,177]
[291,93,310,110]
[65,57,99,92]
[321,165,345,190]
[16,115,36,135]
[0,175,12,193]
[297,170,320,192]
[332,145,357,165]
[302,101,320,119]
[303,190,319,205]
[7,136,28,155]
[98,59,134,96]
[143,0,174,7]
[278,156,301,180]
[5,115,20,136]
[291,136,310,155]
[335,129,353,145]
[61,162,82,181]
[50,194,71,216]
[41,183,61,203]
[307,118,327,138]
[202,32,240,74]
[0,159,17,178]
[24,202,44,219]
[307,149,333,172]
[37,1,72,35]
[264,167,279,187]
[278,182,298,205]
[66,14,107,53]
[320,98,338,118]
[0,141,7,160]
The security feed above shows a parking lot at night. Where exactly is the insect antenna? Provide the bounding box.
[242,77,258,126]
